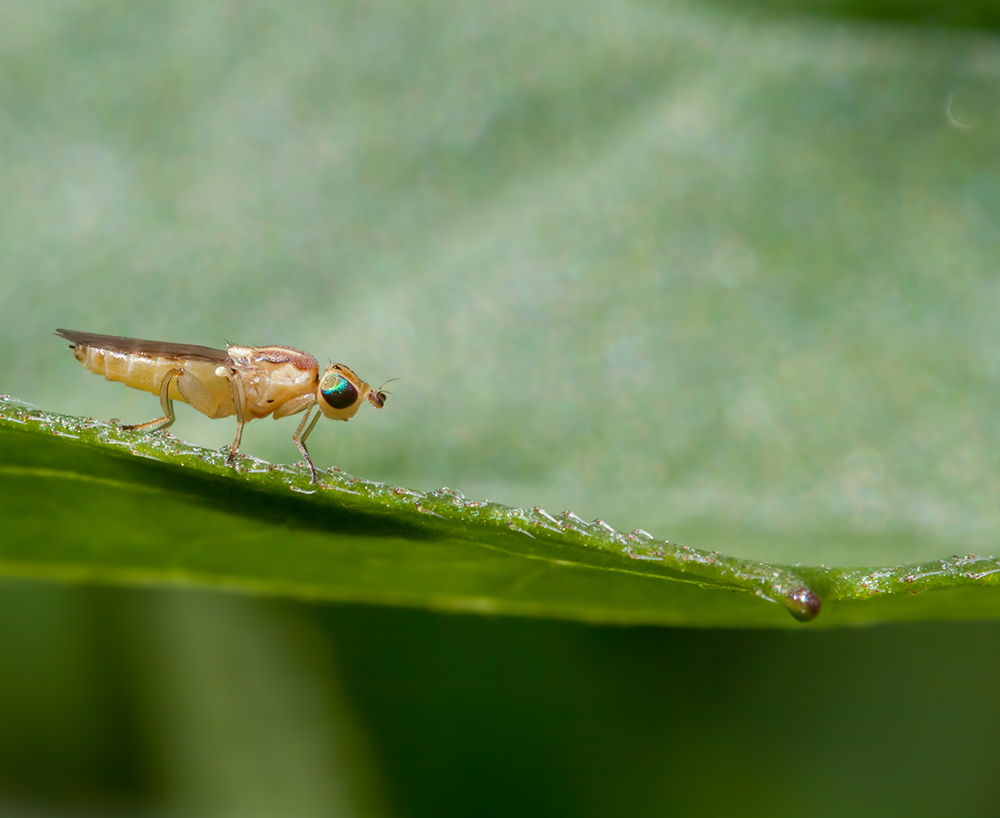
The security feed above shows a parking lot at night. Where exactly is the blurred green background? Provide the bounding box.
[3,0,1000,814]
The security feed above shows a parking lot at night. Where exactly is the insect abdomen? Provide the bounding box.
[74,345,184,396]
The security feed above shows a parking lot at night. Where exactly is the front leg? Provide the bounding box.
[273,392,322,483]
[292,404,322,483]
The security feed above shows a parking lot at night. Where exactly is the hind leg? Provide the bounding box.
[119,368,183,432]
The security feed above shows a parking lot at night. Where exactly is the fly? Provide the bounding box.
[55,328,387,483]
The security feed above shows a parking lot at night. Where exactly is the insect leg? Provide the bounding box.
[120,368,184,432]
[226,373,248,466]
[292,403,322,483]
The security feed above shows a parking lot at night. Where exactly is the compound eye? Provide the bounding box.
[320,372,359,410]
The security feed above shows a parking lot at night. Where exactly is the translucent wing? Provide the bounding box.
[55,329,230,364]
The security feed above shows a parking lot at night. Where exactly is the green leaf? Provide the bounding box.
[5,3,1000,632]
[5,397,1000,628]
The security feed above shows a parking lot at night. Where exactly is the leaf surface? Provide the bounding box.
[4,399,1000,628]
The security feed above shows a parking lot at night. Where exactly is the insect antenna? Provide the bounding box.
[376,377,400,396]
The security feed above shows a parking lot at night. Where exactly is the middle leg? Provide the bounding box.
[226,372,248,466]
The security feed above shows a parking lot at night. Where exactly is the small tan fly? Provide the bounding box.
[55,329,386,482]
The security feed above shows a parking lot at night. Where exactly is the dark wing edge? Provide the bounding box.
[54,329,230,363]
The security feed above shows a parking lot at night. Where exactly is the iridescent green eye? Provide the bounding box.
[320,373,358,410]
